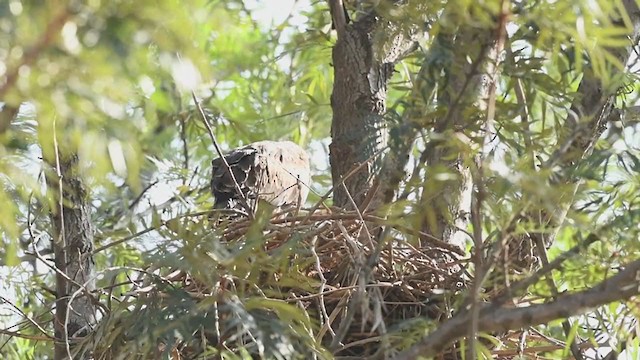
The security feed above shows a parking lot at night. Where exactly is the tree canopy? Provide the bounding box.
[1,0,640,359]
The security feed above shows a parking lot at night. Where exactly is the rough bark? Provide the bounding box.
[328,3,414,208]
[357,6,499,250]
[47,153,96,359]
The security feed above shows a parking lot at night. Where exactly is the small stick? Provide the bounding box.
[191,91,252,217]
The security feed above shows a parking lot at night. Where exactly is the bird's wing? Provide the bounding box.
[210,146,259,209]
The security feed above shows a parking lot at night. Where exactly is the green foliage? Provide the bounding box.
[86,215,327,359]
[1,0,640,359]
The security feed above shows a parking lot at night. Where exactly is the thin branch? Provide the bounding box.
[92,209,225,254]
[0,296,53,339]
[467,4,509,354]
[180,113,190,185]
[310,235,334,337]
[532,227,586,360]
[190,91,252,217]
[513,77,535,166]
[50,116,71,359]
[130,184,209,219]
[341,182,374,248]
[127,180,159,210]
[492,340,609,357]
[492,232,600,305]
[602,317,639,360]
[0,328,52,341]
[304,146,388,219]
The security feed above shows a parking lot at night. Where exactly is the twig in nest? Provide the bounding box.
[341,182,374,248]
[191,91,253,217]
[305,147,387,222]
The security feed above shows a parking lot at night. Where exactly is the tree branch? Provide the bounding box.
[394,258,640,360]
[191,92,253,217]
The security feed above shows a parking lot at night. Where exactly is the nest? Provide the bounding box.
[89,206,470,359]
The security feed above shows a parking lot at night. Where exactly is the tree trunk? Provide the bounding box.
[328,4,414,209]
[372,24,492,210]
[419,27,494,248]
[47,152,96,360]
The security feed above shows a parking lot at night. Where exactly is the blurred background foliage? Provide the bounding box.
[1,0,640,358]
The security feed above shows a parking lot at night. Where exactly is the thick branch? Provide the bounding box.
[372,35,451,206]
[370,6,502,250]
[328,0,348,38]
[394,258,640,360]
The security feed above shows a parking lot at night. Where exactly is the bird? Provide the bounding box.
[210,141,311,215]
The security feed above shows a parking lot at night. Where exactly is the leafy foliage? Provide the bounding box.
[2,0,640,359]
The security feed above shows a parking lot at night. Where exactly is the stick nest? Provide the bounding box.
[90,206,470,359]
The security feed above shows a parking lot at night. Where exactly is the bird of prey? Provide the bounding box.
[210,141,311,214]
